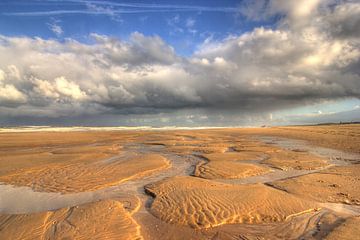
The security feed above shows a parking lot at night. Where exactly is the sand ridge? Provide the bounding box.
[145,176,319,229]
[324,216,360,240]
[269,165,360,205]
[0,198,143,240]
[195,161,270,179]
[194,151,270,179]
[262,147,329,170]
[231,141,329,171]
[0,153,170,193]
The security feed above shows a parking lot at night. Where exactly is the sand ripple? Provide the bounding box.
[0,198,142,240]
[0,154,169,193]
[270,165,360,205]
[145,176,318,229]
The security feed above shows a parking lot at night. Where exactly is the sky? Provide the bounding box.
[0,0,359,126]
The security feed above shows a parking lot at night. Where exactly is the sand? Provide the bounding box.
[194,152,270,179]
[269,165,360,205]
[237,124,360,155]
[195,161,270,179]
[145,176,318,229]
[0,130,170,193]
[0,153,169,193]
[262,147,329,170]
[166,142,231,155]
[0,124,359,239]
[325,216,360,240]
[0,198,142,240]
[201,151,267,162]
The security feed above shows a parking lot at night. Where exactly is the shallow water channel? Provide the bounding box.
[0,144,199,214]
[1,136,360,218]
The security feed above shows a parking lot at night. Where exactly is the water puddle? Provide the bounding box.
[214,169,318,185]
[0,184,101,214]
[0,143,200,214]
[257,136,360,166]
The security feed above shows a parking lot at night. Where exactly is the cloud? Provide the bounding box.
[166,14,184,35]
[279,108,360,125]
[0,0,359,125]
[47,19,63,37]
[185,17,197,35]
[238,0,270,21]
[3,1,240,17]
[85,2,123,22]
[0,67,27,106]
[0,84,27,106]
[186,17,195,28]
[90,32,178,66]
[54,76,88,100]
[323,2,360,39]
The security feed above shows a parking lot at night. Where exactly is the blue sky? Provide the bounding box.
[0,0,265,55]
[0,0,359,126]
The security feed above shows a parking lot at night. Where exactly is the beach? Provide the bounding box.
[0,124,359,239]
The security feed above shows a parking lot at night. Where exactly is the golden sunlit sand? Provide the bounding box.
[0,153,169,193]
[194,152,270,179]
[145,176,318,228]
[269,165,360,205]
[195,161,270,179]
[262,147,329,170]
[0,198,143,240]
[0,124,360,239]
[325,216,360,240]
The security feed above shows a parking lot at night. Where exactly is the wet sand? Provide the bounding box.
[0,125,359,239]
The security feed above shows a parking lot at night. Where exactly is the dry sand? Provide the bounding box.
[195,161,270,179]
[145,176,318,229]
[0,124,359,239]
[324,216,360,240]
[0,198,142,240]
[0,153,169,193]
[262,147,329,170]
[269,165,360,205]
[238,124,360,155]
[194,152,270,179]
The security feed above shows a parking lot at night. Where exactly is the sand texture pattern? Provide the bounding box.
[0,199,142,240]
[270,165,360,205]
[262,148,329,170]
[194,151,270,179]
[145,176,318,229]
[324,216,360,240]
[195,161,270,179]
[0,153,169,193]
[0,125,359,239]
